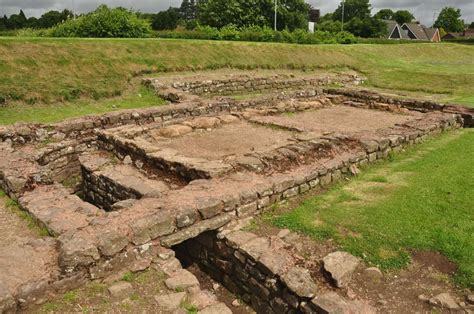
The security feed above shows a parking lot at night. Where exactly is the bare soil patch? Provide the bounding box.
[257,106,420,135]
[412,250,458,275]
[154,121,296,160]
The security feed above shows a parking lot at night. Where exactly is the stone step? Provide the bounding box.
[19,184,104,236]
[80,152,170,210]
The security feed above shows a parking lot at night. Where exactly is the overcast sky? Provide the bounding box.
[1,0,473,26]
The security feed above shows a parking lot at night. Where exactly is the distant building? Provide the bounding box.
[443,28,474,40]
[384,20,441,42]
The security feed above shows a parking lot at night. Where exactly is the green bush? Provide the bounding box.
[219,24,240,40]
[154,25,359,45]
[16,28,49,37]
[50,5,151,38]
[195,25,220,40]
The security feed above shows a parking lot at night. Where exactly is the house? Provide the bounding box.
[443,28,474,40]
[384,20,441,42]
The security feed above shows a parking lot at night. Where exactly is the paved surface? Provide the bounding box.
[0,196,39,245]
[0,196,59,297]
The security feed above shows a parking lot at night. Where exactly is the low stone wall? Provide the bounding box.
[81,166,138,210]
[97,95,332,181]
[175,230,321,313]
[325,88,474,127]
[144,74,364,99]
[0,89,324,145]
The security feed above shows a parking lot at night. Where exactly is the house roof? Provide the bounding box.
[383,20,410,39]
[402,23,430,40]
[442,32,462,39]
[424,28,439,41]
[383,20,439,41]
[463,29,474,38]
[384,20,398,38]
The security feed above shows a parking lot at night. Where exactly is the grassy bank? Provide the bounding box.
[0,85,164,124]
[0,38,473,112]
[271,130,474,288]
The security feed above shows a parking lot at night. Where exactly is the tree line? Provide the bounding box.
[0,9,73,30]
[146,0,472,37]
[1,0,472,38]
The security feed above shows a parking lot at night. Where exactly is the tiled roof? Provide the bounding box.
[424,28,438,41]
[402,23,429,40]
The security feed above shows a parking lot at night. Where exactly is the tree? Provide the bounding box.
[469,22,474,29]
[180,0,200,21]
[197,0,308,30]
[0,15,7,30]
[333,0,371,22]
[7,10,28,29]
[434,7,464,32]
[37,10,73,28]
[275,0,310,31]
[317,20,342,33]
[198,0,267,29]
[152,7,181,30]
[345,17,386,37]
[374,9,394,20]
[393,10,414,24]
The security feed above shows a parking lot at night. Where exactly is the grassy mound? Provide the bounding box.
[0,38,473,108]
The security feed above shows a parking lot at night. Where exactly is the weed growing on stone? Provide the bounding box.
[1,190,49,237]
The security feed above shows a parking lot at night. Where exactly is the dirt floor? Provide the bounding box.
[255,106,420,136]
[154,121,296,160]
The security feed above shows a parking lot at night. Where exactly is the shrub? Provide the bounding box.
[195,25,220,40]
[15,28,49,37]
[50,5,151,38]
[335,31,358,44]
[219,24,240,40]
[154,25,359,45]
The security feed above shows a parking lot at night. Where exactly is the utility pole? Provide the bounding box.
[274,0,278,31]
[341,0,345,32]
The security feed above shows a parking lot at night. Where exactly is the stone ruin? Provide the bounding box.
[0,72,473,313]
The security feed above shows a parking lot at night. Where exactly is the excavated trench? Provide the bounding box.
[172,231,258,313]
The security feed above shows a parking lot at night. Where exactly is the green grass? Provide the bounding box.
[272,130,474,289]
[0,38,473,118]
[0,85,164,124]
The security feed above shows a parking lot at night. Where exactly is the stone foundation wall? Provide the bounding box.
[0,89,323,145]
[145,74,364,97]
[325,88,474,127]
[81,165,138,210]
[175,231,320,313]
[58,112,461,278]
[1,86,472,146]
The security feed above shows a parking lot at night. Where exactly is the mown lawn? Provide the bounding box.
[0,38,473,122]
[272,130,474,288]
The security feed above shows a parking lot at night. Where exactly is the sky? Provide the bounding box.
[1,0,473,26]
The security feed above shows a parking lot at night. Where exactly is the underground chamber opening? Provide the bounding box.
[172,231,309,314]
[172,231,255,313]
